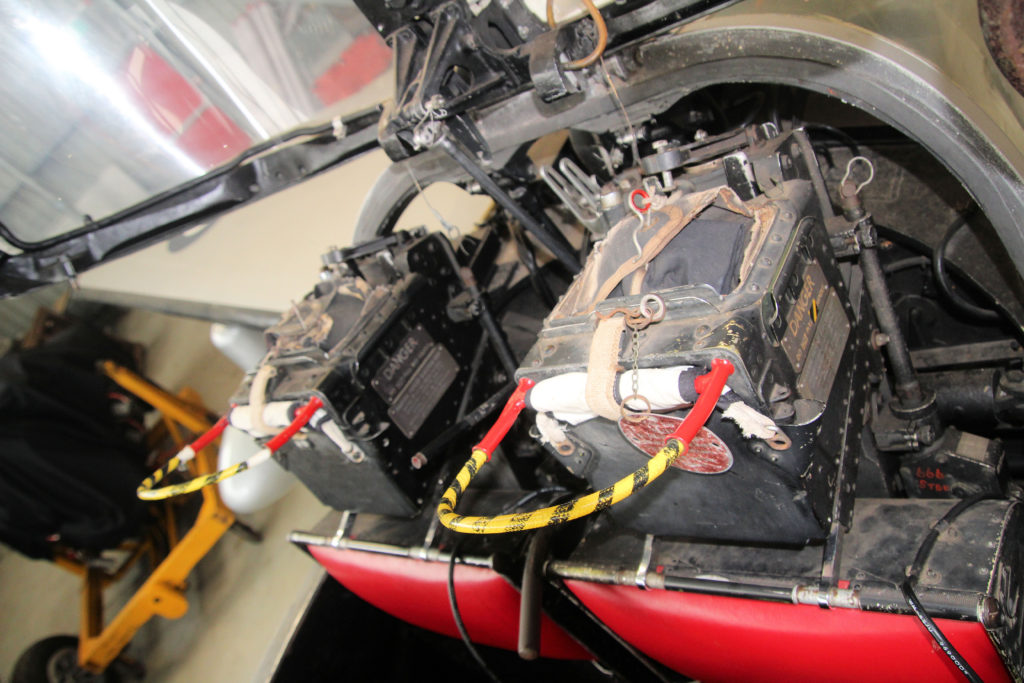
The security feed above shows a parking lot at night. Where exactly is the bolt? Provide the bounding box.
[694,129,708,142]
[410,453,427,469]
[979,597,1002,628]
[917,425,935,444]
[871,330,890,349]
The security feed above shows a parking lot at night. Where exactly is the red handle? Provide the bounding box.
[190,411,232,453]
[267,396,324,452]
[474,377,536,460]
[630,188,650,213]
[668,359,734,445]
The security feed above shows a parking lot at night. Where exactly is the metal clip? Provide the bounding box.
[840,156,875,197]
[635,534,655,589]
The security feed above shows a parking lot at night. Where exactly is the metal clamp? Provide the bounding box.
[635,534,655,589]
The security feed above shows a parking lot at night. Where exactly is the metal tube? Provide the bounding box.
[546,560,796,603]
[414,383,515,467]
[661,575,798,603]
[439,135,581,273]
[466,265,519,378]
[437,236,519,378]
[455,335,490,421]
[512,224,558,308]
[518,529,552,660]
[288,530,493,567]
[860,243,924,405]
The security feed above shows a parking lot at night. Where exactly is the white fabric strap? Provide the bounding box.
[529,366,697,424]
[722,402,779,440]
[585,315,627,421]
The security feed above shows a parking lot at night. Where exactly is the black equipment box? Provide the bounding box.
[234,230,495,516]
[519,131,866,544]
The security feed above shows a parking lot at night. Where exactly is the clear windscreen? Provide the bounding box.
[0,1,392,244]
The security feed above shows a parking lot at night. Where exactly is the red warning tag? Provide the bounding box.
[619,414,733,474]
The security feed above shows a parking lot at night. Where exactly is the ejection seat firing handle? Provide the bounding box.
[670,358,734,445]
[436,359,736,535]
[474,377,536,460]
[474,361,733,459]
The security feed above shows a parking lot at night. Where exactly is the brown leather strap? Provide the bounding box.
[553,186,761,320]
[584,203,685,313]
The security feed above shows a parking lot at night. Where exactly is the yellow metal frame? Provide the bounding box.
[60,362,237,673]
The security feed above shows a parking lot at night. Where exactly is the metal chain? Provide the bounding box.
[596,294,666,421]
[630,323,641,402]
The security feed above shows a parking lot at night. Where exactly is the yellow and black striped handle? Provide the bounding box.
[437,358,733,535]
[137,455,252,501]
[437,440,685,534]
[136,396,323,502]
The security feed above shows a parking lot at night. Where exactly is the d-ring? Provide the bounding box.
[620,394,653,422]
[640,293,666,322]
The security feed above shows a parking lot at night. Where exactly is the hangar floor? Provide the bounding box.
[0,309,328,682]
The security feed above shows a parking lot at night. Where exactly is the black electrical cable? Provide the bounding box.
[802,123,861,158]
[444,486,570,681]
[883,255,931,275]
[900,581,983,683]
[447,540,505,683]
[932,209,1002,322]
[899,493,1000,682]
[505,486,570,512]
[732,90,767,130]
[698,89,731,130]
[874,222,1023,346]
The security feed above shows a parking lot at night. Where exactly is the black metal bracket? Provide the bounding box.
[360,0,542,160]
[437,124,581,273]
[361,0,739,160]
[817,309,869,606]
[0,108,382,297]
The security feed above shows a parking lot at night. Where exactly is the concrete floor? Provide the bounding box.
[0,309,329,682]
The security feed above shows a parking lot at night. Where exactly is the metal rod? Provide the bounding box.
[518,529,551,660]
[456,335,490,421]
[860,243,923,405]
[512,223,558,309]
[288,530,493,567]
[546,560,795,603]
[661,575,798,603]
[414,383,515,466]
[437,236,520,378]
[439,135,581,273]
